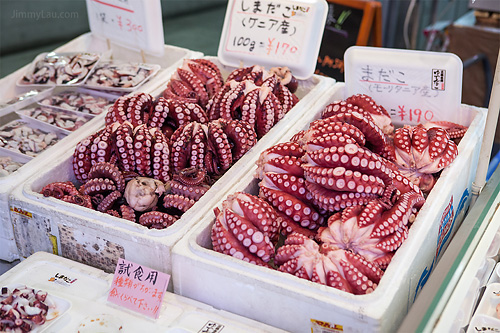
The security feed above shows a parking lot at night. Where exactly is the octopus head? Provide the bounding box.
[124,177,166,212]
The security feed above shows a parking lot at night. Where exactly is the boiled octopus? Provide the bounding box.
[170,118,257,175]
[210,93,465,295]
[275,232,383,295]
[163,58,224,106]
[206,67,298,138]
[139,167,212,229]
[387,124,459,193]
[0,285,58,332]
[255,141,324,238]
[211,192,280,266]
[317,191,425,269]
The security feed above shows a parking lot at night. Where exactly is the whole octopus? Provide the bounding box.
[211,93,467,295]
[41,59,300,229]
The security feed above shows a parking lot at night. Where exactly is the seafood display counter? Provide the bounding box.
[399,164,500,332]
[8,56,334,284]
[170,83,487,332]
[0,32,202,263]
[0,251,283,332]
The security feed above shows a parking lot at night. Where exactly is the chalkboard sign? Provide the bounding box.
[315,0,380,82]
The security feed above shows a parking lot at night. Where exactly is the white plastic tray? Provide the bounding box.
[0,252,284,332]
[170,84,487,332]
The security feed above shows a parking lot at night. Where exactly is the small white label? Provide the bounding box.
[218,0,328,79]
[86,0,164,56]
[198,321,224,333]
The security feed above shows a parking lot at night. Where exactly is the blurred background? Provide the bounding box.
[1,0,498,107]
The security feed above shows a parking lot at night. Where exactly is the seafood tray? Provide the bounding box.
[0,88,54,117]
[0,118,67,158]
[37,87,118,116]
[170,83,488,332]
[8,60,335,278]
[83,61,161,92]
[16,104,94,135]
[0,251,283,332]
[18,52,100,87]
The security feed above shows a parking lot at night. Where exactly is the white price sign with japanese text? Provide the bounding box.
[345,46,465,127]
[218,0,328,79]
[86,0,164,56]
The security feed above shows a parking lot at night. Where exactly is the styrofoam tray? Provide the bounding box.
[37,86,119,116]
[83,61,161,92]
[9,60,335,279]
[17,52,101,87]
[170,84,487,332]
[16,104,95,135]
[0,252,284,332]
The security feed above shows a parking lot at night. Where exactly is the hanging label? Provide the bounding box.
[107,258,169,319]
[344,46,464,127]
[218,0,328,79]
[86,0,164,56]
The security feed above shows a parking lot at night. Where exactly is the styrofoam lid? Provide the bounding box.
[345,46,464,127]
[217,0,328,79]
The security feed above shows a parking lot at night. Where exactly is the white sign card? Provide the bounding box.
[86,0,164,56]
[344,46,464,127]
[218,0,328,79]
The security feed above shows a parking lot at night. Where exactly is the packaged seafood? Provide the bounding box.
[38,87,117,116]
[0,119,65,158]
[0,150,32,178]
[18,52,100,87]
[16,104,94,134]
[84,61,161,92]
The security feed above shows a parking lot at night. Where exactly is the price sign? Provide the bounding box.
[86,0,164,56]
[218,0,328,79]
[107,258,169,319]
[344,46,464,127]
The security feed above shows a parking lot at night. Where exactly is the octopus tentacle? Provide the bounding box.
[88,162,125,192]
[139,211,178,229]
[79,178,117,196]
[163,194,196,212]
[97,190,121,212]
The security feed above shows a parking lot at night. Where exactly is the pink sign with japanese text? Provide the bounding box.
[107,258,170,319]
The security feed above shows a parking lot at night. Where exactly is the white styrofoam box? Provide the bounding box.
[9,66,335,281]
[0,251,284,332]
[417,169,500,332]
[171,84,487,332]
